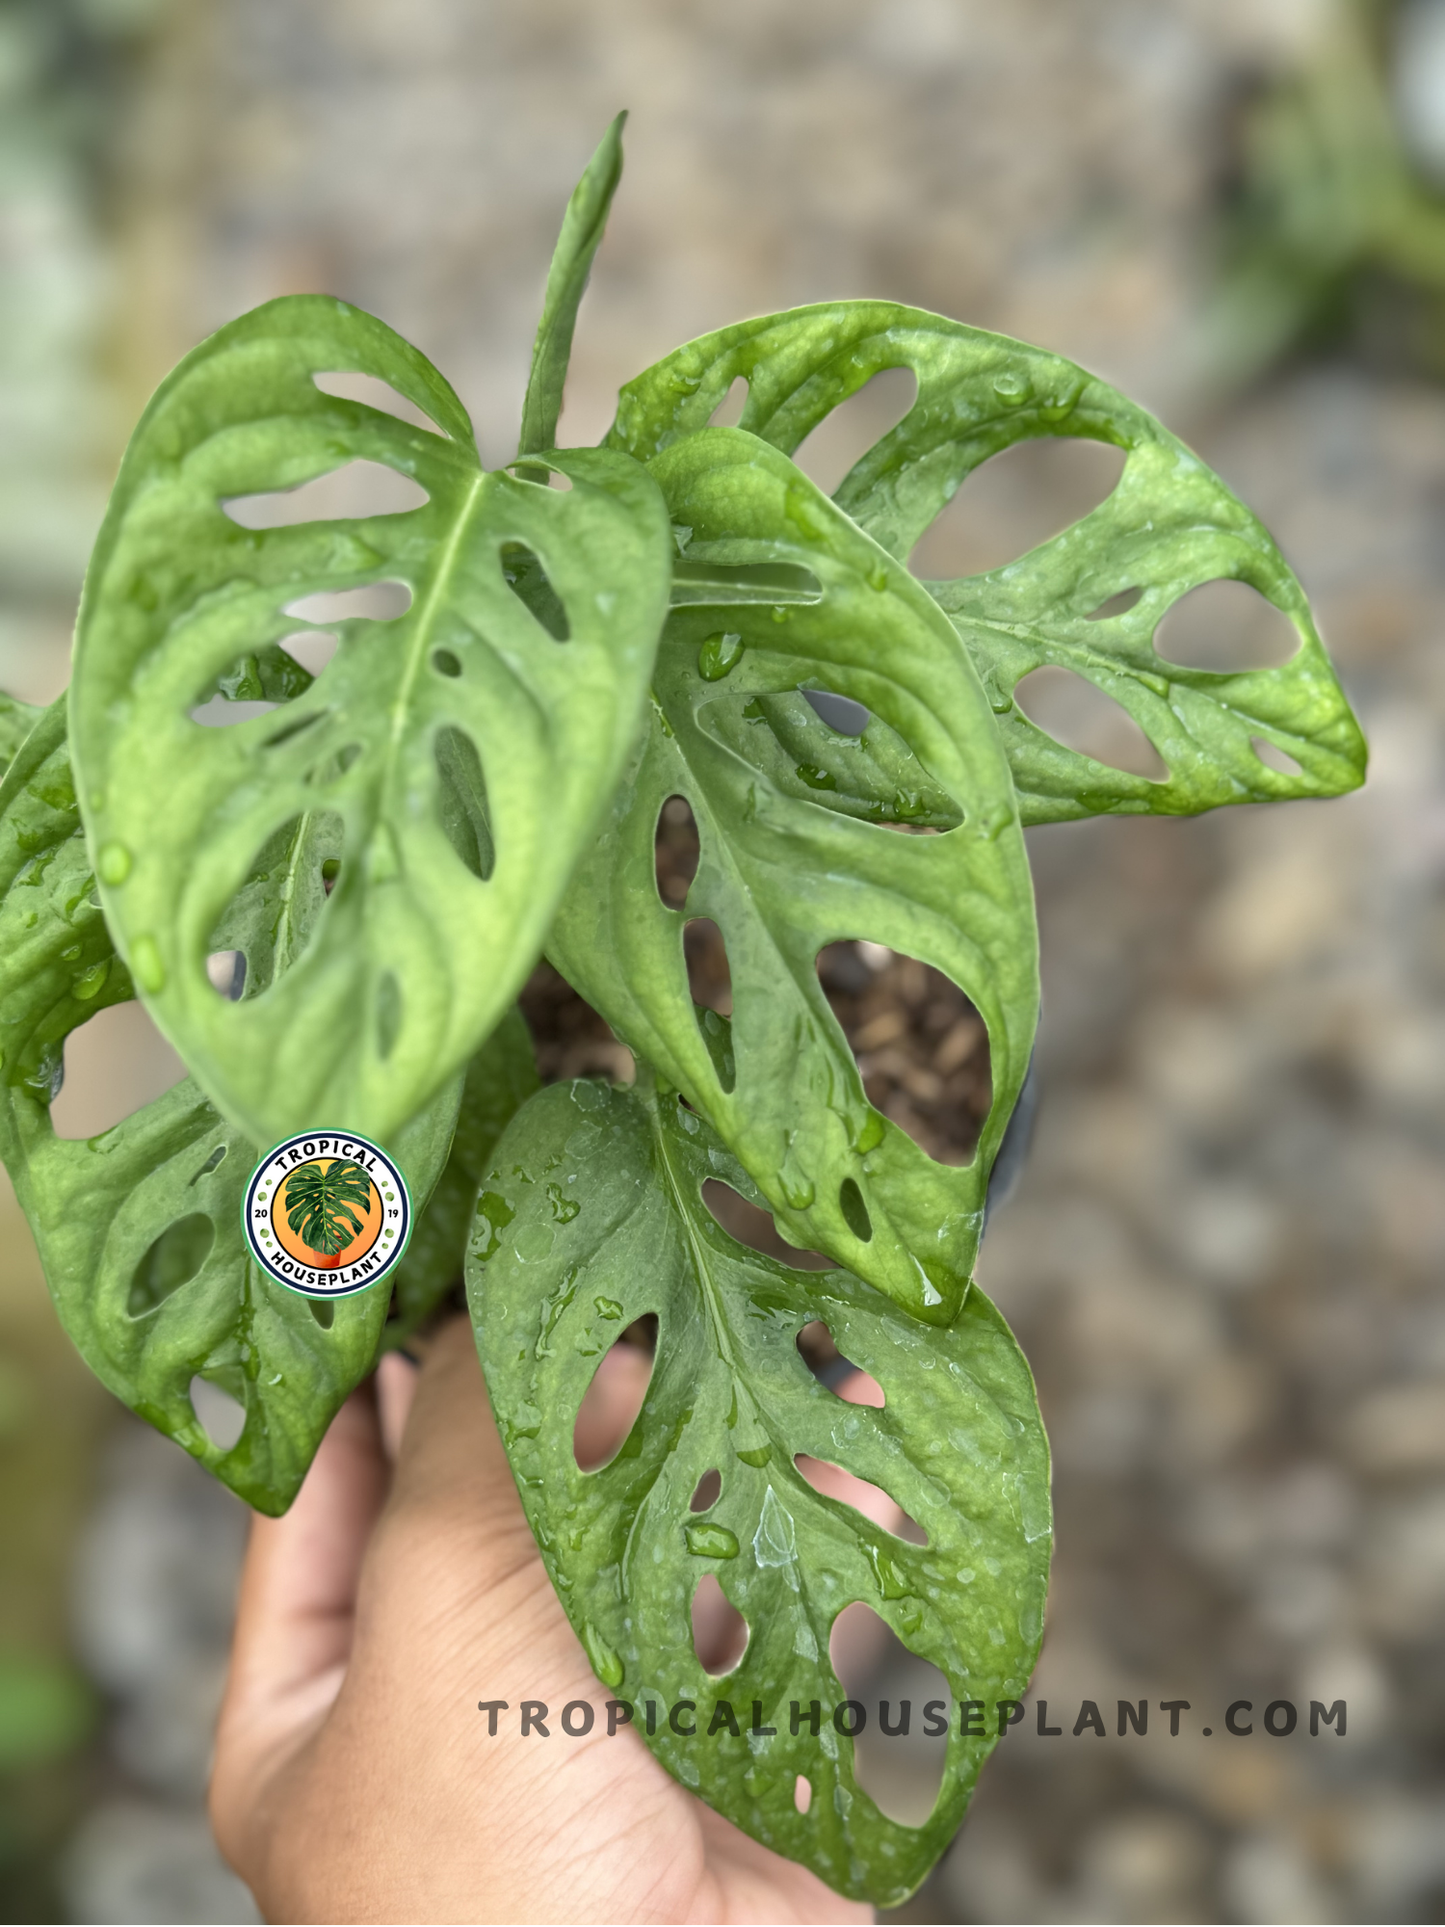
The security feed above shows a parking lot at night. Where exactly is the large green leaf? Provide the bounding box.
[469,1078,1050,1909]
[609,301,1365,823]
[70,294,672,1147]
[549,429,1037,1323]
[0,696,460,1513]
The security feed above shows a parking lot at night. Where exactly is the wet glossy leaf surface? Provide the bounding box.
[550,430,1038,1322]
[609,301,1366,823]
[469,1077,1050,1908]
[0,697,475,1511]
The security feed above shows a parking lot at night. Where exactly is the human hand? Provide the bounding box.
[209,1318,877,1923]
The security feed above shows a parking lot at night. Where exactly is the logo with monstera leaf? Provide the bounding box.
[242,1131,411,1298]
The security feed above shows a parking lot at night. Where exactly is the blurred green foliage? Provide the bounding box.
[0,5,167,1918]
[1208,0,1445,386]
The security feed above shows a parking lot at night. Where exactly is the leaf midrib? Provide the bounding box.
[381,467,486,805]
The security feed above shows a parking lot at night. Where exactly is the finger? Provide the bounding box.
[795,1452,908,1534]
[833,1364,885,1410]
[220,1380,389,1733]
[572,1339,652,1469]
[211,1379,391,1874]
[376,1348,418,1463]
[380,1315,541,1560]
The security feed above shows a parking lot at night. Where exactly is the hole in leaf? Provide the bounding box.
[190,642,314,718]
[309,1298,335,1328]
[695,1007,736,1095]
[794,1775,812,1815]
[830,1602,951,1827]
[312,369,449,437]
[285,581,412,624]
[190,1144,228,1184]
[508,460,575,492]
[794,1454,927,1544]
[838,1177,872,1243]
[816,943,991,1165]
[1014,667,1167,780]
[188,1374,246,1451]
[703,1181,830,1270]
[432,648,461,678]
[1154,578,1299,670]
[206,811,344,1000]
[128,1213,214,1316]
[434,726,494,882]
[573,1318,656,1471]
[792,367,918,498]
[221,461,428,529]
[692,1573,749,1676]
[654,795,700,909]
[375,971,402,1060]
[51,1003,187,1141]
[708,376,748,428]
[797,1320,844,1377]
[206,950,246,1001]
[275,629,339,677]
[690,1468,722,1513]
[1250,736,1303,776]
[803,688,870,737]
[684,918,731,1017]
[1085,586,1142,621]
[798,1324,887,1407]
[501,542,569,640]
[909,437,1126,580]
[189,698,279,729]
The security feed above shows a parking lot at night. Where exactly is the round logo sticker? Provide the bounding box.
[242,1132,411,1298]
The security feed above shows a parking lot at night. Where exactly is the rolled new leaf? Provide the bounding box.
[468,1077,1050,1909]
[517,112,627,464]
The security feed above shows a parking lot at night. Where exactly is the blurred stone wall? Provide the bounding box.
[4,0,1443,1919]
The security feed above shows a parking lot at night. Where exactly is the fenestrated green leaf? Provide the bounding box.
[549,429,1038,1322]
[0,695,460,1513]
[71,294,672,1148]
[608,301,1366,822]
[468,1078,1050,1910]
[385,1005,539,1347]
[517,112,627,463]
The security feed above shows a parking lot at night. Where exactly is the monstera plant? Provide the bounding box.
[0,117,1364,1905]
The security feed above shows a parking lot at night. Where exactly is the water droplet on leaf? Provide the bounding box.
[581,1621,625,1688]
[131,935,165,993]
[685,1522,739,1559]
[71,960,109,1002]
[97,842,131,886]
[698,631,744,681]
[794,764,836,792]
